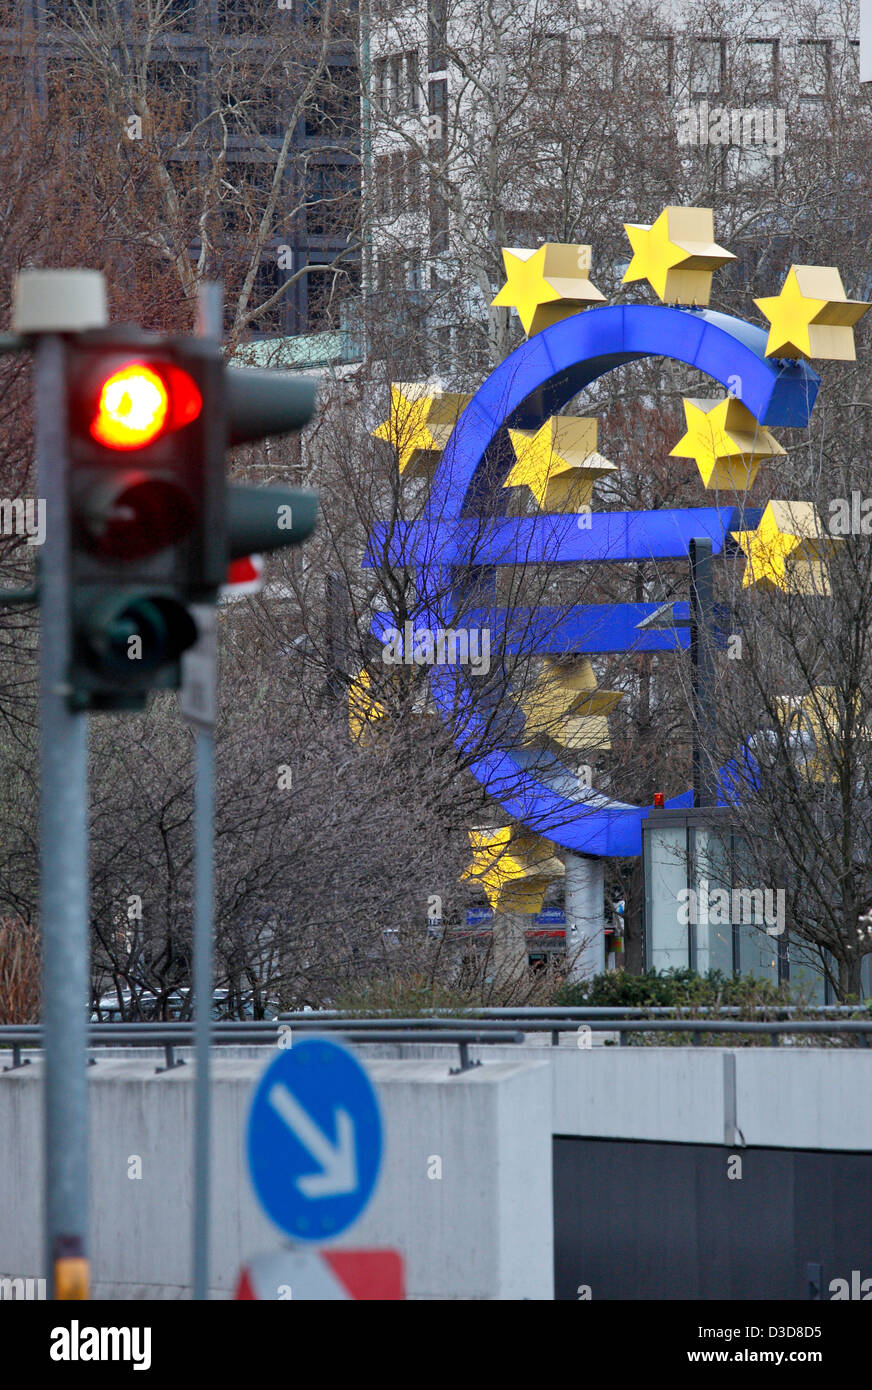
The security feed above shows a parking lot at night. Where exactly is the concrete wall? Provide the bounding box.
[3,1041,871,1300]
[0,1053,553,1301]
[549,1047,872,1151]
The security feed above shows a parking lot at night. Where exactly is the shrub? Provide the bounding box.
[0,917,41,1024]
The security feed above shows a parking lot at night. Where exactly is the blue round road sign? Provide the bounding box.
[247,1037,383,1242]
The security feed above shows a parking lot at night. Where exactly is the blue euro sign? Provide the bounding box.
[364,305,819,857]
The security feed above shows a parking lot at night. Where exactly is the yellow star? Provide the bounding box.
[520,658,624,752]
[504,416,617,511]
[773,687,870,783]
[622,206,735,305]
[372,382,471,476]
[732,500,840,595]
[753,265,871,360]
[348,668,387,743]
[491,243,606,337]
[670,396,784,491]
[461,826,564,915]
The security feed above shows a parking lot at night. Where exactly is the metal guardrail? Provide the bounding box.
[278,1007,872,1048]
[3,1011,871,1075]
[0,1022,525,1075]
[280,1004,872,1019]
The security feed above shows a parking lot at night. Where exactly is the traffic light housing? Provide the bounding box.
[62,325,318,711]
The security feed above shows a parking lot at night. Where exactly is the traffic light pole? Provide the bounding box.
[192,715,214,1301]
[36,333,91,1298]
[191,283,221,1302]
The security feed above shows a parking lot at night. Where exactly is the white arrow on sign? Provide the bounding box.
[268,1083,359,1199]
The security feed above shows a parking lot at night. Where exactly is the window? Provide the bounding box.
[407,50,420,111]
[428,76,446,149]
[798,39,831,100]
[163,0,198,29]
[251,258,287,335]
[586,35,617,91]
[375,250,420,292]
[690,37,724,96]
[306,264,339,331]
[633,37,673,95]
[0,54,29,103]
[251,82,287,140]
[428,0,446,72]
[42,0,114,23]
[217,0,272,36]
[224,161,278,238]
[373,55,387,108]
[305,63,358,138]
[429,175,449,254]
[389,149,405,210]
[434,323,452,370]
[725,142,776,191]
[386,53,401,111]
[405,147,421,211]
[372,149,419,218]
[307,161,357,237]
[374,51,419,114]
[373,152,390,215]
[150,59,198,129]
[743,39,778,98]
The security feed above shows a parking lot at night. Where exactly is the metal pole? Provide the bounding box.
[192,722,214,1300]
[564,852,606,981]
[191,283,222,1301]
[689,537,716,808]
[36,334,91,1299]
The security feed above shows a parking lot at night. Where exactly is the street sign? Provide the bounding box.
[235,1248,404,1300]
[179,603,217,729]
[465,907,493,926]
[247,1037,383,1243]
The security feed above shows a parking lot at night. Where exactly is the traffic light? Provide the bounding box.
[62,325,318,711]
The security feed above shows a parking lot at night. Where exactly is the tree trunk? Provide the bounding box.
[837,951,864,1002]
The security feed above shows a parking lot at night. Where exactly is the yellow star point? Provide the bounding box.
[670,396,784,491]
[348,668,387,743]
[461,825,564,915]
[520,658,624,752]
[773,687,870,783]
[504,416,617,511]
[372,382,471,476]
[753,265,871,361]
[622,206,735,305]
[731,500,840,595]
[491,243,605,337]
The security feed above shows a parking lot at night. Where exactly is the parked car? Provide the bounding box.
[90,987,278,1022]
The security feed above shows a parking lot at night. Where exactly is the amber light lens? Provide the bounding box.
[90,362,202,449]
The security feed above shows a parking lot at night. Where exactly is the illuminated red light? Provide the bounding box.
[653,792,665,808]
[90,361,202,450]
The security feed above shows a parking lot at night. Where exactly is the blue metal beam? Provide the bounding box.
[363,506,763,569]
[370,603,694,655]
